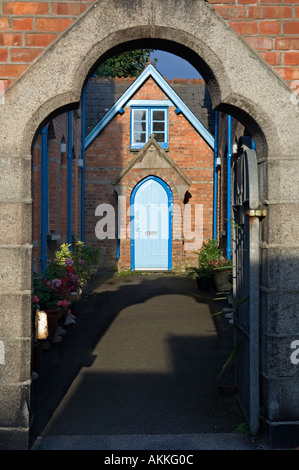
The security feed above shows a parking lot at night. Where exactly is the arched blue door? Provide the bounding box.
[131,176,172,270]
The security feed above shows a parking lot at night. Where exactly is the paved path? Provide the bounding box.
[30,272,267,450]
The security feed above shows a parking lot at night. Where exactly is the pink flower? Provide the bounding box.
[65,258,74,266]
[33,295,39,304]
[57,300,69,308]
[78,259,85,265]
[52,278,62,288]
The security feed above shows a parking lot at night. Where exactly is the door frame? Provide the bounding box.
[130,175,173,271]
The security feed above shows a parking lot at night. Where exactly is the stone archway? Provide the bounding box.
[0,0,299,450]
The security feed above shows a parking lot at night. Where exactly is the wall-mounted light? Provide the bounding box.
[61,137,66,153]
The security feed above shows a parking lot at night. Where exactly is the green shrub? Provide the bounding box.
[187,239,231,279]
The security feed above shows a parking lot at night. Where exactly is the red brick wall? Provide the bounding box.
[32,109,82,273]
[85,77,214,271]
[209,0,299,85]
[0,0,298,91]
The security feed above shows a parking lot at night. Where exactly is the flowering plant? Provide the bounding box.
[33,273,63,311]
[54,241,100,288]
[208,257,232,273]
[33,242,100,313]
[187,239,232,279]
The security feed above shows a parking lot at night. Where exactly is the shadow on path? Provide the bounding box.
[29,272,244,448]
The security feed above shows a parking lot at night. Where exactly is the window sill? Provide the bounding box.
[130,147,169,153]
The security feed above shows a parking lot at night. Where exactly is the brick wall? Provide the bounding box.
[0,0,298,91]
[209,0,299,85]
[32,108,83,273]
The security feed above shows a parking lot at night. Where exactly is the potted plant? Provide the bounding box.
[33,273,63,340]
[211,257,232,292]
[187,239,232,291]
[54,241,100,290]
[32,241,101,341]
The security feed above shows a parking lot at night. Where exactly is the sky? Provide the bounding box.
[150,50,201,80]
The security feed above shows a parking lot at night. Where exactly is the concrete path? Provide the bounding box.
[30,272,267,450]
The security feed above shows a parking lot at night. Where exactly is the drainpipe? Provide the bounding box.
[213,110,219,241]
[227,115,232,260]
[81,84,86,243]
[68,111,72,246]
[116,219,120,262]
[41,125,48,274]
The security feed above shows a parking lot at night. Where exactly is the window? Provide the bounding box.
[131,107,168,149]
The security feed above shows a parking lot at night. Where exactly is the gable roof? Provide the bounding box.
[112,134,192,187]
[84,63,214,150]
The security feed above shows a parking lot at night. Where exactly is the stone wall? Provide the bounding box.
[0,0,298,450]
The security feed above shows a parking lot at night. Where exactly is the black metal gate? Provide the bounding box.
[232,137,263,435]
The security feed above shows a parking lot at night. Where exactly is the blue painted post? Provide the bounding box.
[68,111,72,246]
[227,115,232,260]
[116,221,120,262]
[213,110,219,241]
[41,125,48,274]
[81,84,86,243]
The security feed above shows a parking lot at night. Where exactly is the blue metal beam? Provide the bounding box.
[68,111,72,246]
[41,125,48,274]
[227,115,232,260]
[81,85,86,243]
[213,110,219,241]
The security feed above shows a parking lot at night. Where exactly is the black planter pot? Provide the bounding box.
[196,276,212,291]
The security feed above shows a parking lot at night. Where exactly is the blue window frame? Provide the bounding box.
[131,106,168,149]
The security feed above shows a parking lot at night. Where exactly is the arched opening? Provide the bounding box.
[1,0,298,450]
[29,43,262,447]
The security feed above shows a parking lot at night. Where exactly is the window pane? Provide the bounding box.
[153,121,165,132]
[152,110,165,121]
[154,132,165,142]
[134,110,146,121]
[134,132,146,143]
[134,121,146,132]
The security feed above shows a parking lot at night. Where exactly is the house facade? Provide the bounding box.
[32,64,216,274]
[84,64,215,272]
[32,107,83,274]
[1,0,298,450]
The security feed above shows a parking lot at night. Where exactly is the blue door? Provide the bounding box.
[131,176,172,270]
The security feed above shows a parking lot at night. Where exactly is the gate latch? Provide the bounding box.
[246,208,267,219]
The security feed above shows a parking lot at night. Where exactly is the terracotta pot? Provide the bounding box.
[213,271,232,292]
